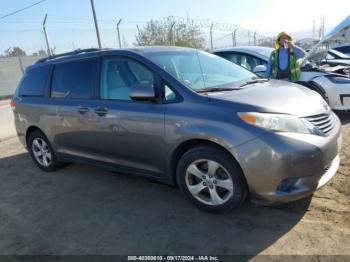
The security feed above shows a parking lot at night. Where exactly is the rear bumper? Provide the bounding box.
[231,113,342,205]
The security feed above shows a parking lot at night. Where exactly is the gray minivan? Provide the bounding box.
[12,47,342,213]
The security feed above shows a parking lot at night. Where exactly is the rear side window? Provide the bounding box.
[18,65,50,97]
[51,59,96,99]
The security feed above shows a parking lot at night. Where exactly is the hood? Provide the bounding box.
[302,15,350,65]
[208,80,330,117]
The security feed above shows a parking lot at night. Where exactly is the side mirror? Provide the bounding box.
[253,65,267,74]
[129,84,156,101]
[253,65,267,78]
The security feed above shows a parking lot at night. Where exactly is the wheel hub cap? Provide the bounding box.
[32,138,52,167]
[185,159,234,206]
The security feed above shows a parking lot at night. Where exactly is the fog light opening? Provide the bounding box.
[277,177,300,193]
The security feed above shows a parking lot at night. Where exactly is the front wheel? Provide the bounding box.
[176,146,247,213]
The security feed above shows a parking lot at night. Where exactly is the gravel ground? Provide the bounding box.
[0,113,349,257]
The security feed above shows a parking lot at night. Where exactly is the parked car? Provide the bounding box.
[333,44,350,56]
[12,47,341,213]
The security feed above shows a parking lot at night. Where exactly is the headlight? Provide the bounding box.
[238,112,321,135]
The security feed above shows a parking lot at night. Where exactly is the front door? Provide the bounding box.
[93,56,166,177]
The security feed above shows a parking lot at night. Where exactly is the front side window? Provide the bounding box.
[51,59,96,99]
[147,50,255,91]
[100,58,154,101]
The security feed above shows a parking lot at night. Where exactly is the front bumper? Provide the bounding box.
[313,76,350,111]
[231,113,342,205]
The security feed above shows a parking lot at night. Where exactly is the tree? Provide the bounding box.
[32,48,55,57]
[135,16,205,49]
[5,47,26,57]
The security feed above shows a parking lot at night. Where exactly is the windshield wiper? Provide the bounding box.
[239,78,268,87]
[196,87,242,93]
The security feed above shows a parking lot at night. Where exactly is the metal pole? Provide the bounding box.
[90,0,102,48]
[248,30,250,46]
[17,53,24,75]
[254,31,257,46]
[116,18,122,48]
[170,22,176,46]
[233,28,238,46]
[42,14,51,56]
[210,23,214,50]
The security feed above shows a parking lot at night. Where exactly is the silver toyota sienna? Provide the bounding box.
[12,47,342,213]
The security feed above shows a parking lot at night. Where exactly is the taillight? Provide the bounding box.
[10,100,16,109]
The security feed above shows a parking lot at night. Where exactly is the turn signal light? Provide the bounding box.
[239,113,257,124]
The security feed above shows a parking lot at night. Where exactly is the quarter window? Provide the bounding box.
[51,59,96,99]
[100,58,154,101]
[164,84,176,101]
[19,65,50,97]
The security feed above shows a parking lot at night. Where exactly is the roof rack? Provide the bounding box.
[35,48,101,64]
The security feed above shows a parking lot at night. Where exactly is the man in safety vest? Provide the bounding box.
[266,32,305,82]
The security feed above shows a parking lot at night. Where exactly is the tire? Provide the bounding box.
[28,130,65,172]
[176,146,247,213]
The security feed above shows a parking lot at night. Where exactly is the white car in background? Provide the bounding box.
[213,15,350,111]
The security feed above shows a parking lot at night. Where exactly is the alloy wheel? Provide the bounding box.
[185,159,234,206]
[32,138,52,167]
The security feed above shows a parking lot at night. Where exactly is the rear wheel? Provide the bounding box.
[28,130,65,172]
[176,146,247,213]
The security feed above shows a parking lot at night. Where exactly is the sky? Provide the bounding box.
[1,0,350,54]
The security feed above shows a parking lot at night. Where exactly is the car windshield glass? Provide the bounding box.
[147,50,256,91]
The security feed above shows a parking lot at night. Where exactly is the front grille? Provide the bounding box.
[304,113,335,135]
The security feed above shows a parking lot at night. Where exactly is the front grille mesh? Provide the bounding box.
[304,113,335,135]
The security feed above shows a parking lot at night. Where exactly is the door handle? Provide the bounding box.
[95,107,108,116]
[77,106,89,114]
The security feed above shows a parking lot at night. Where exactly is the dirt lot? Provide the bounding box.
[0,114,349,257]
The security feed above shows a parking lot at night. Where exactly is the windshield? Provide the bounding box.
[147,50,255,91]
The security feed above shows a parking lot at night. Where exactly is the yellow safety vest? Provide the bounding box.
[270,48,301,82]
